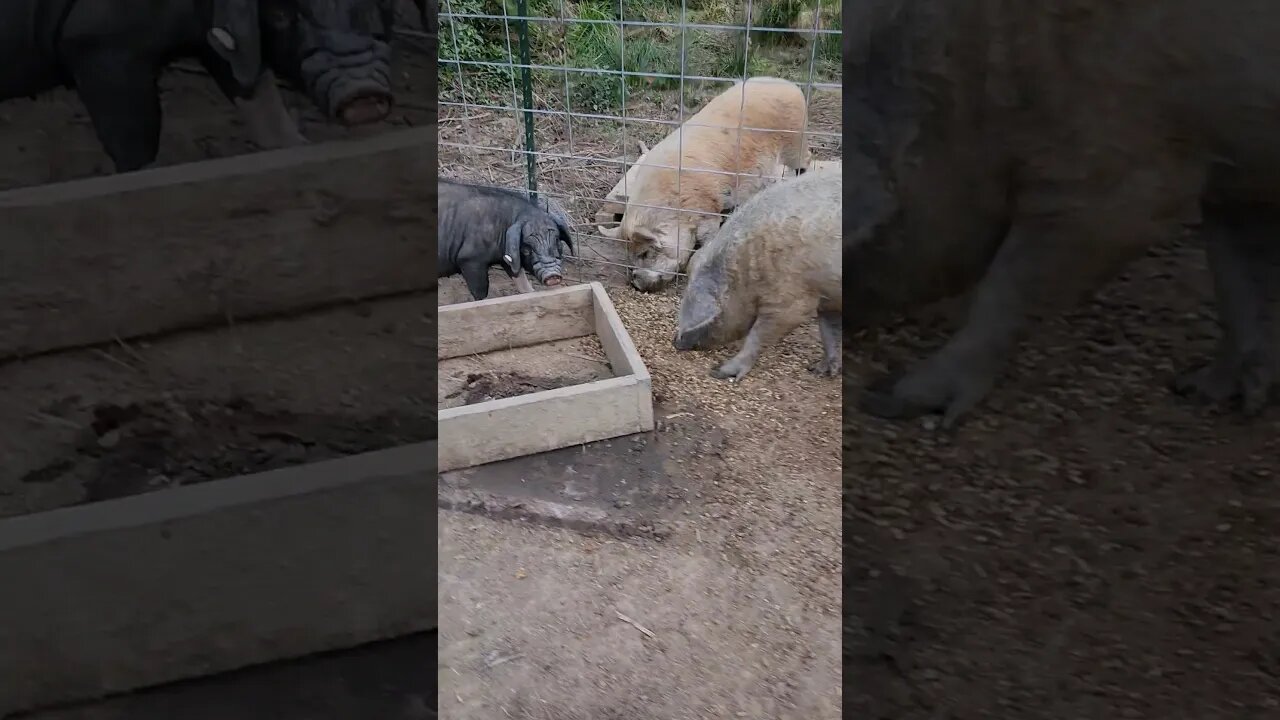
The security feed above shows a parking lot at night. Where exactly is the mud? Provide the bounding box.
[439,406,722,538]
[0,294,431,520]
[18,397,428,505]
[438,335,613,409]
[448,372,580,405]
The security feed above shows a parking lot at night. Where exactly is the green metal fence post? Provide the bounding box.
[516,0,538,203]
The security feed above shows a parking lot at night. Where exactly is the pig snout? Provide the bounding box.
[532,259,564,286]
[672,324,714,352]
[300,38,394,125]
[338,93,392,125]
[630,268,671,293]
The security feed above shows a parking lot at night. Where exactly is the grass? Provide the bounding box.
[439,0,840,109]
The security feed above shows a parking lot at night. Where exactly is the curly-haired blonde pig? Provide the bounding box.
[622,77,811,292]
[672,168,841,381]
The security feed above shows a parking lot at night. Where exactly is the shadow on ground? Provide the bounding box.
[439,406,725,538]
[15,632,435,720]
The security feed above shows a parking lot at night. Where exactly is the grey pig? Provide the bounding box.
[673,169,842,381]
[438,179,576,301]
[0,0,402,173]
[847,0,1280,429]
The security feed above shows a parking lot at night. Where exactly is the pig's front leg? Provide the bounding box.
[459,262,491,301]
[60,49,162,173]
[1171,207,1280,414]
[860,161,1200,428]
[512,272,535,293]
[811,310,842,377]
[234,70,308,149]
[712,300,812,381]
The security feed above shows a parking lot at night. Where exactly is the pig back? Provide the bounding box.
[708,170,841,304]
[437,180,530,275]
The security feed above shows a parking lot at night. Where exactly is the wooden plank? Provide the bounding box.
[0,127,436,361]
[590,282,647,379]
[438,377,648,472]
[437,283,594,360]
[0,442,435,717]
[590,282,655,433]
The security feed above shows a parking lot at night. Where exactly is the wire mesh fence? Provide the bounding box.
[435,0,842,290]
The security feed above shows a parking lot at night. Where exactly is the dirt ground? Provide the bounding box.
[438,273,842,718]
[439,336,612,409]
[844,238,1280,718]
[0,294,431,518]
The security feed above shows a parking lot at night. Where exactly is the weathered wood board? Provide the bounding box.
[0,441,435,718]
[438,282,653,472]
[0,126,436,361]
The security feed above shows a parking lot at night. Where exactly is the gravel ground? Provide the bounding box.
[844,238,1280,719]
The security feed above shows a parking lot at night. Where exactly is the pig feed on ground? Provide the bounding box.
[621,77,811,293]
[0,0,401,172]
[672,169,842,381]
[438,179,575,301]
[846,0,1280,428]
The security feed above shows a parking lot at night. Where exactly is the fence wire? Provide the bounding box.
[435,0,842,288]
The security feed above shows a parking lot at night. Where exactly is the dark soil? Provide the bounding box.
[439,404,723,538]
[20,397,430,505]
[17,631,436,720]
[844,238,1280,719]
[448,371,583,406]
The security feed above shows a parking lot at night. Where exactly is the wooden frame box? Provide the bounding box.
[0,126,434,362]
[438,282,654,473]
[0,441,435,717]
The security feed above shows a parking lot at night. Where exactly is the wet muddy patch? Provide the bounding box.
[19,396,430,505]
[438,336,613,410]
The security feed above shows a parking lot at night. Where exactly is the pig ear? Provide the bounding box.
[502,222,524,276]
[630,229,656,248]
[678,292,721,344]
[208,0,263,93]
[556,222,575,257]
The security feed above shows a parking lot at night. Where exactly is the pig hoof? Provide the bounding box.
[1170,362,1239,405]
[1171,360,1276,416]
[859,362,994,428]
[809,358,841,377]
[858,376,933,421]
[710,364,746,382]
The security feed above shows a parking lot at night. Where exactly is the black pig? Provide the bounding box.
[438,179,575,301]
[0,0,404,173]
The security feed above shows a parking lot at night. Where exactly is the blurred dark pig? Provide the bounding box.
[0,0,402,173]
[276,0,398,126]
[673,169,841,381]
[412,0,438,36]
[438,179,576,301]
[846,0,1280,428]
